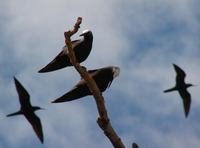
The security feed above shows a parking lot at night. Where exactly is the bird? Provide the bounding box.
[38,30,93,73]
[6,77,44,143]
[52,66,120,103]
[163,64,195,117]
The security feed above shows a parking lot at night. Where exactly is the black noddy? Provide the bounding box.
[7,77,44,143]
[52,66,120,103]
[38,30,93,73]
[164,64,195,117]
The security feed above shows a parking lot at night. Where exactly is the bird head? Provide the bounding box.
[79,29,92,37]
[112,66,120,78]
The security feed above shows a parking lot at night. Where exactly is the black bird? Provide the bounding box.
[52,66,120,103]
[164,64,195,117]
[7,77,44,143]
[38,30,93,73]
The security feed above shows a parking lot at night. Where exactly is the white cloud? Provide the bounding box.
[0,0,200,148]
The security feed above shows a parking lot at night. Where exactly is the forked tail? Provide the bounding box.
[163,87,177,93]
[6,111,22,117]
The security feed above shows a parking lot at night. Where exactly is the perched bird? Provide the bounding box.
[38,30,93,73]
[52,66,120,103]
[164,64,195,117]
[7,77,44,143]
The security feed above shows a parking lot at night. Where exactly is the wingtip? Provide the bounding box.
[51,100,58,103]
[184,111,189,118]
[172,63,177,67]
[40,139,44,144]
[13,76,17,81]
[13,77,20,85]
[51,99,69,103]
[38,69,45,73]
[38,136,44,144]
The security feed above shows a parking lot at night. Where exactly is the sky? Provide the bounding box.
[0,0,200,148]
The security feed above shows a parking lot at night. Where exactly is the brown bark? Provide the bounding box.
[64,17,126,148]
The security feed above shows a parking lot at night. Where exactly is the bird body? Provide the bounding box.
[38,30,93,73]
[7,77,44,143]
[164,64,194,117]
[52,66,120,103]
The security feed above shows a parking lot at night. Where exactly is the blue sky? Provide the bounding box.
[0,0,200,148]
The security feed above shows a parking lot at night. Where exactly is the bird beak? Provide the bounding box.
[40,108,45,110]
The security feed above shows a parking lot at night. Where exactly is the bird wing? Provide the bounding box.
[14,77,31,107]
[178,89,191,117]
[38,49,69,73]
[38,40,81,73]
[52,81,90,103]
[25,112,44,143]
[173,64,186,84]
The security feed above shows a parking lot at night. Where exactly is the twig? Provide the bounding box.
[64,17,125,148]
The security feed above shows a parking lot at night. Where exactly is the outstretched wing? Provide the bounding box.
[25,112,44,143]
[178,89,191,118]
[14,77,31,107]
[173,64,186,84]
[52,81,90,103]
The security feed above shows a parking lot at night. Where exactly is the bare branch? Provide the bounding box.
[64,17,126,148]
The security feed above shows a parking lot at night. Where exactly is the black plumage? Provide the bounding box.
[164,64,194,117]
[38,30,93,73]
[6,77,44,143]
[52,66,120,103]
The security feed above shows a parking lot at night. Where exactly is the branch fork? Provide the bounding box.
[64,17,126,148]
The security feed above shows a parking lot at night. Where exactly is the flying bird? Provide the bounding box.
[163,64,195,117]
[7,77,44,143]
[38,30,93,73]
[52,66,120,103]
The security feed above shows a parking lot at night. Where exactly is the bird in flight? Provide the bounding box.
[52,66,120,103]
[7,77,44,143]
[38,30,93,73]
[164,64,195,117]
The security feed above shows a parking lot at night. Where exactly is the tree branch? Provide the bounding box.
[64,17,125,148]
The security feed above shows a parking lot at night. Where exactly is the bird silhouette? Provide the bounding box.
[7,77,44,143]
[38,30,93,73]
[164,64,195,117]
[52,66,120,103]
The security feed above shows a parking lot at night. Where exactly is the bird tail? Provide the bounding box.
[163,87,177,93]
[6,111,22,117]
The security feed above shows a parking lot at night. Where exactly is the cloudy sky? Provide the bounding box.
[0,0,200,148]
